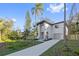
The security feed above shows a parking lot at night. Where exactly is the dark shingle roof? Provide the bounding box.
[36,18,64,25]
[36,18,54,25]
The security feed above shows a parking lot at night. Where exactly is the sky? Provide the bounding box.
[0,3,79,31]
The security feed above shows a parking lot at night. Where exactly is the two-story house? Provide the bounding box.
[36,19,65,41]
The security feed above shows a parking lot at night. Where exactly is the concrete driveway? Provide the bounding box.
[7,39,60,56]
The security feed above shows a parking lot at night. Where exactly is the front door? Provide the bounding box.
[41,32,44,39]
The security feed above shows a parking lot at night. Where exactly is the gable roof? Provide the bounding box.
[37,19,64,25]
[36,18,54,25]
[37,20,54,25]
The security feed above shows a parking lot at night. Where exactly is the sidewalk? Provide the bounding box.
[7,39,60,56]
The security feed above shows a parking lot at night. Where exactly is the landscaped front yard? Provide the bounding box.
[0,39,42,56]
[41,40,79,56]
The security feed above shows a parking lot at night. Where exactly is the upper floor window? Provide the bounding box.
[55,24,59,28]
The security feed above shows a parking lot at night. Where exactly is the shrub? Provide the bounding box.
[8,30,22,40]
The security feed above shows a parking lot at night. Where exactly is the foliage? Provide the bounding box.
[25,11,31,31]
[23,29,30,40]
[0,40,42,56]
[0,18,23,41]
[31,3,44,16]
[23,11,31,40]
[31,3,44,25]
[69,23,76,34]
[8,30,22,40]
[0,19,14,40]
[67,13,79,35]
[31,27,38,38]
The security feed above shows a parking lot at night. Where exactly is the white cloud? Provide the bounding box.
[12,18,16,22]
[47,3,68,13]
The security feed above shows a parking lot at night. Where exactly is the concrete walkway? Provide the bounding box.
[7,39,60,56]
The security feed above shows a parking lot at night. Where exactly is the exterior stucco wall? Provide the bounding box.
[37,21,65,40]
[44,23,52,39]
[37,23,46,40]
[52,23,64,39]
[37,25,40,39]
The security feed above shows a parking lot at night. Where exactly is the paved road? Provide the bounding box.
[7,39,60,56]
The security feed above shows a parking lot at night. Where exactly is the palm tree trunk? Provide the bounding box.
[64,3,66,42]
[35,11,37,38]
[64,3,68,49]
[35,12,36,25]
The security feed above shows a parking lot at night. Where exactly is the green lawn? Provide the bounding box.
[41,40,79,56]
[0,39,42,56]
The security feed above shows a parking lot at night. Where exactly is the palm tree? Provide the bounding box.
[64,3,67,48]
[31,3,44,38]
[31,3,44,25]
[64,3,70,50]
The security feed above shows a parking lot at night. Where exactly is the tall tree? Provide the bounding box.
[67,4,78,40]
[75,13,79,40]
[31,3,44,38]
[64,3,69,50]
[31,3,44,24]
[25,11,31,31]
[0,19,14,40]
[0,19,5,40]
[23,10,31,40]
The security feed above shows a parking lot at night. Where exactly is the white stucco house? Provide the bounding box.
[36,13,79,41]
[36,19,65,41]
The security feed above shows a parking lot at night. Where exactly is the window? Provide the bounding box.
[55,24,59,28]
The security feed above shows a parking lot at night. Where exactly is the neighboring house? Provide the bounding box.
[36,19,65,40]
